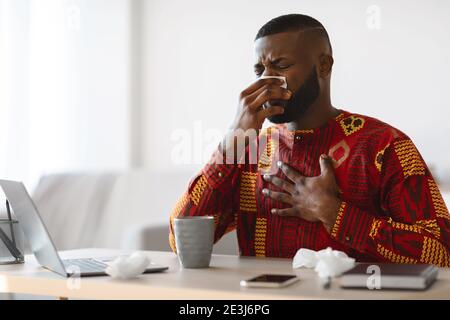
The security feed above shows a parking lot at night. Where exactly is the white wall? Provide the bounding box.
[138,0,450,184]
[2,0,450,188]
[28,0,132,177]
[1,0,132,187]
[0,0,31,182]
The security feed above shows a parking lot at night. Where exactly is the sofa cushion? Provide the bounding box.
[32,173,118,250]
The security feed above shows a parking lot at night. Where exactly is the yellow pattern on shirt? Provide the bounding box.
[254,217,267,257]
[394,140,425,178]
[420,237,450,267]
[190,175,208,206]
[377,244,417,264]
[339,115,365,136]
[240,171,258,212]
[428,178,450,220]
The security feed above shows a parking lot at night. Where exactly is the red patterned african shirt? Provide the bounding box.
[169,109,450,266]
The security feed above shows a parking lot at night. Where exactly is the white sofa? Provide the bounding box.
[31,170,239,255]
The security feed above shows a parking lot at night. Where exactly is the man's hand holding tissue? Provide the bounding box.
[219,78,292,162]
[262,154,341,233]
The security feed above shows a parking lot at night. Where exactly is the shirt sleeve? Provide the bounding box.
[169,148,242,253]
[329,137,450,267]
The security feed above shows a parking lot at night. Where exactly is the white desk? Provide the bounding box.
[0,248,449,300]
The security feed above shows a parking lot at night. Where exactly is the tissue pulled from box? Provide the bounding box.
[105,252,150,279]
[292,247,355,278]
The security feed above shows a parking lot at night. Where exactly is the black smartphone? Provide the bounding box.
[240,274,299,288]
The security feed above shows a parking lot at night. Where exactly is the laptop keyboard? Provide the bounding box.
[63,258,108,273]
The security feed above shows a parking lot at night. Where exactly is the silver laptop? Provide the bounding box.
[0,179,169,277]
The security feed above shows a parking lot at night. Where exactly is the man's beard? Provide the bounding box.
[267,67,320,124]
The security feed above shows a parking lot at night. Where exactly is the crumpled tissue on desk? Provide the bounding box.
[292,247,355,278]
[105,252,150,279]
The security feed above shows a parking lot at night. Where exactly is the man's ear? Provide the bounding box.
[318,54,333,78]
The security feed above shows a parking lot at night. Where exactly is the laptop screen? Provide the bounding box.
[0,179,67,276]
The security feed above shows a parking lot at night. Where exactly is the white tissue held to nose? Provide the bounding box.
[259,76,288,110]
[259,75,287,89]
[292,247,355,278]
[105,252,151,279]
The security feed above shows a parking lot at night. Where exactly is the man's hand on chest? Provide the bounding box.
[261,154,342,233]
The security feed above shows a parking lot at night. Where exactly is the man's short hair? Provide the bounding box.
[255,14,332,54]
